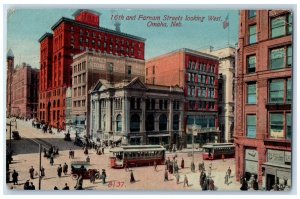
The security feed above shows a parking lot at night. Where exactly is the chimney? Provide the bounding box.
[114,22,121,32]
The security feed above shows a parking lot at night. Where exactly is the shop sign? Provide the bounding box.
[245,160,258,174]
[245,149,258,161]
[267,149,284,165]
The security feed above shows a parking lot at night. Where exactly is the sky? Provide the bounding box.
[6,8,239,69]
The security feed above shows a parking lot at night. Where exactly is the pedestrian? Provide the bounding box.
[227,166,232,178]
[86,156,90,163]
[63,163,68,175]
[224,173,229,185]
[102,169,106,184]
[54,186,59,190]
[130,170,135,183]
[24,180,30,190]
[71,150,75,159]
[55,147,59,155]
[75,175,83,190]
[240,178,248,191]
[190,161,195,172]
[124,161,129,172]
[181,158,184,169]
[209,178,215,190]
[40,166,45,177]
[62,183,70,190]
[208,163,212,177]
[222,154,225,162]
[175,172,180,184]
[90,170,96,184]
[57,164,63,177]
[253,178,259,190]
[202,177,208,191]
[102,147,104,154]
[183,174,189,187]
[29,166,34,179]
[12,170,18,185]
[50,154,54,166]
[154,161,157,171]
[69,149,72,159]
[43,148,47,158]
[84,147,88,155]
[30,182,35,190]
[164,169,168,181]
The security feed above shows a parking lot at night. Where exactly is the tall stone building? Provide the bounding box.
[38,9,145,128]
[11,63,39,118]
[234,10,292,190]
[200,47,236,143]
[71,50,145,137]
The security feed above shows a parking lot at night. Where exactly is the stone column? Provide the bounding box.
[141,97,146,144]
[107,98,112,132]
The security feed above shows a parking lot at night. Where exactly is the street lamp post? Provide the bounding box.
[38,144,42,190]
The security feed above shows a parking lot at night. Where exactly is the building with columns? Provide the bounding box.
[89,77,184,147]
[234,10,292,190]
[71,50,145,137]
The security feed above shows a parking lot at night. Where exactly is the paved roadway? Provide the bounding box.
[6,119,241,191]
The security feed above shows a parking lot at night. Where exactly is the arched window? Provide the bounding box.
[173,114,179,130]
[53,100,56,108]
[159,114,168,131]
[57,100,60,107]
[130,114,140,132]
[116,114,122,132]
[146,114,155,131]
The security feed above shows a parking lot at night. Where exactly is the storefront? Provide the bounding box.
[244,149,259,181]
[262,149,291,191]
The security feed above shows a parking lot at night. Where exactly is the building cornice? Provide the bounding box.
[38,32,53,43]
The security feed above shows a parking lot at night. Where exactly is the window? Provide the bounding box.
[286,113,292,140]
[247,115,256,138]
[249,25,257,44]
[116,114,122,132]
[127,65,131,75]
[270,47,285,70]
[248,10,256,18]
[146,114,155,131]
[270,113,284,138]
[287,78,292,103]
[269,79,284,103]
[271,13,292,38]
[287,46,292,67]
[173,115,179,130]
[247,55,256,73]
[159,114,167,131]
[152,65,155,74]
[130,114,140,132]
[108,63,113,73]
[247,83,257,104]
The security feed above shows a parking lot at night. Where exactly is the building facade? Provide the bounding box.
[38,9,145,128]
[200,47,236,143]
[71,50,145,137]
[11,63,39,118]
[89,77,184,147]
[146,48,219,146]
[234,10,292,190]
[6,49,14,117]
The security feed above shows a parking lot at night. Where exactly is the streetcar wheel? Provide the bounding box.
[95,173,100,179]
[72,174,79,180]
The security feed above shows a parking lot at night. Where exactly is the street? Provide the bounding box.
[6,119,241,191]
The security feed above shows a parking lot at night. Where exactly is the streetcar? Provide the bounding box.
[202,143,235,160]
[109,145,166,168]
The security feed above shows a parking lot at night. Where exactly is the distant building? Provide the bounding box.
[38,9,146,128]
[11,62,39,118]
[235,10,292,190]
[71,50,145,137]
[200,47,236,143]
[6,49,14,117]
[146,48,219,146]
[89,77,184,147]
[65,87,72,128]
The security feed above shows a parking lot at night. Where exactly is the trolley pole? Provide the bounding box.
[38,144,42,190]
[9,120,12,150]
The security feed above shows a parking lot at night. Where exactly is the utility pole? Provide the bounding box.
[38,144,42,190]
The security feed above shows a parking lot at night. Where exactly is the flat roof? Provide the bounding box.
[51,17,146,42]
[38,32,53,43]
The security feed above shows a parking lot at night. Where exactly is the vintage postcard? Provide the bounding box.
[5,6,293,192]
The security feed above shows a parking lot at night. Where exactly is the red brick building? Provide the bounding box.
[38,9,145,128]
[234,10,292,190]
[146,48,219,146]
[11,63,39,118]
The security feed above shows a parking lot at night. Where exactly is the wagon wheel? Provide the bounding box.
[72,174,79,180]
[95,173,100,179]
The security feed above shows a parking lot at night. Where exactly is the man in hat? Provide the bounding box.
[102,169,107,184]
[12,170,19,185]
[62,183,70,190]
[63,163,68,175]
[29,166,34,179]
[130,170,135,183]
[57,164,63,177]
